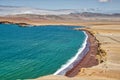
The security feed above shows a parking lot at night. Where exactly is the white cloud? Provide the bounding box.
[99,0,111,2]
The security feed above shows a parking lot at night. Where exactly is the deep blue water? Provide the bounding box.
[0,24,86,80]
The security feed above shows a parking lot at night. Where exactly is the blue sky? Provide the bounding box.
[0,0,120,10]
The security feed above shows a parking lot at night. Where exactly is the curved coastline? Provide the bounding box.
[0,23,89,78]
[54,31,89,75]
[0,22,99,78]
[1,18,120,80]
[65,30,99,77]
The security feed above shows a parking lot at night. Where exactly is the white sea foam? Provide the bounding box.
[53,31,88,75]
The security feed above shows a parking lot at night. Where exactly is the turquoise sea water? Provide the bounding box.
[0,24,86,80]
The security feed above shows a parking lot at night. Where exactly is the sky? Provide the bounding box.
[0,0,120,10]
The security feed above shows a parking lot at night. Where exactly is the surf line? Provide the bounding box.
[53,31,89,75]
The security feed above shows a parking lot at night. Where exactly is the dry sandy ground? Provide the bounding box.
[0,16,120,26]
[76,25,120,80]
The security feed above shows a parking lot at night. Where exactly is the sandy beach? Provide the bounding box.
[76,25,120,80]
[65,31,99,77]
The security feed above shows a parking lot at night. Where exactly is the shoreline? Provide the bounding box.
[65,30,99,77]
[36,24,120,80]
[0,19,119,79]
[0,22,100,78]
[53,31,89,75]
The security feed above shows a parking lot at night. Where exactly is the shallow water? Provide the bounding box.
[0,24,86,80]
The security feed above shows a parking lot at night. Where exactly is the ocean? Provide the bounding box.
[0,24,87,80]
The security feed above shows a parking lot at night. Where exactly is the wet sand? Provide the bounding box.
[65,31,99,77]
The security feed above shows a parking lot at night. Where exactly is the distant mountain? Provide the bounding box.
[0,5,78,16]
[70,12,120,17]
[0,5,120,21]
[1,5,119,16]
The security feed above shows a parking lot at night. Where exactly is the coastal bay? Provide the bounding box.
[36,24,120,80]
[0,0,120,80]
[0,14,120,80]
[0,24,88,80]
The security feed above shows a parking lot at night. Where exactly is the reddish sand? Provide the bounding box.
[65,31,99,77]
